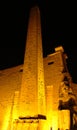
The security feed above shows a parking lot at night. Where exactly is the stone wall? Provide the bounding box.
[0,65,23,129]
[0,48,77,129]
[44,51,64,110]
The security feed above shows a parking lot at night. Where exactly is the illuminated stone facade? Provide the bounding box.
[0,50,77,130]
[0,6,77,130]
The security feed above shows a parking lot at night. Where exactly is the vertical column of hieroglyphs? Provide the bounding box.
[36,8,46,116]
[19,6,46,117]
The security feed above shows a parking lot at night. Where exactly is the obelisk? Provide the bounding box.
[19,6,46,118]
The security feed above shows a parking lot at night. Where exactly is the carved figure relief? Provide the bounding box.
[58,82,77,129]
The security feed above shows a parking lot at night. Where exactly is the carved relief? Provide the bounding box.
[58,81,77,129]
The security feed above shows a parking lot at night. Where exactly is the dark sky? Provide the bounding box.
[0,0,77,83]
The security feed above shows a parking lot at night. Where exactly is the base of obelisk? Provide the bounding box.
[11,115,46,130]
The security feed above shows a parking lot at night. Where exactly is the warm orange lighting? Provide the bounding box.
[51,111,58,130]
[0,4,76,130]
[2,105,11,130]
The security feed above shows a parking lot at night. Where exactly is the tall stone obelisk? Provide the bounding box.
[19,6,46,118]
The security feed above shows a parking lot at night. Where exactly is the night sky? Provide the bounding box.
[0,0,77,83]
